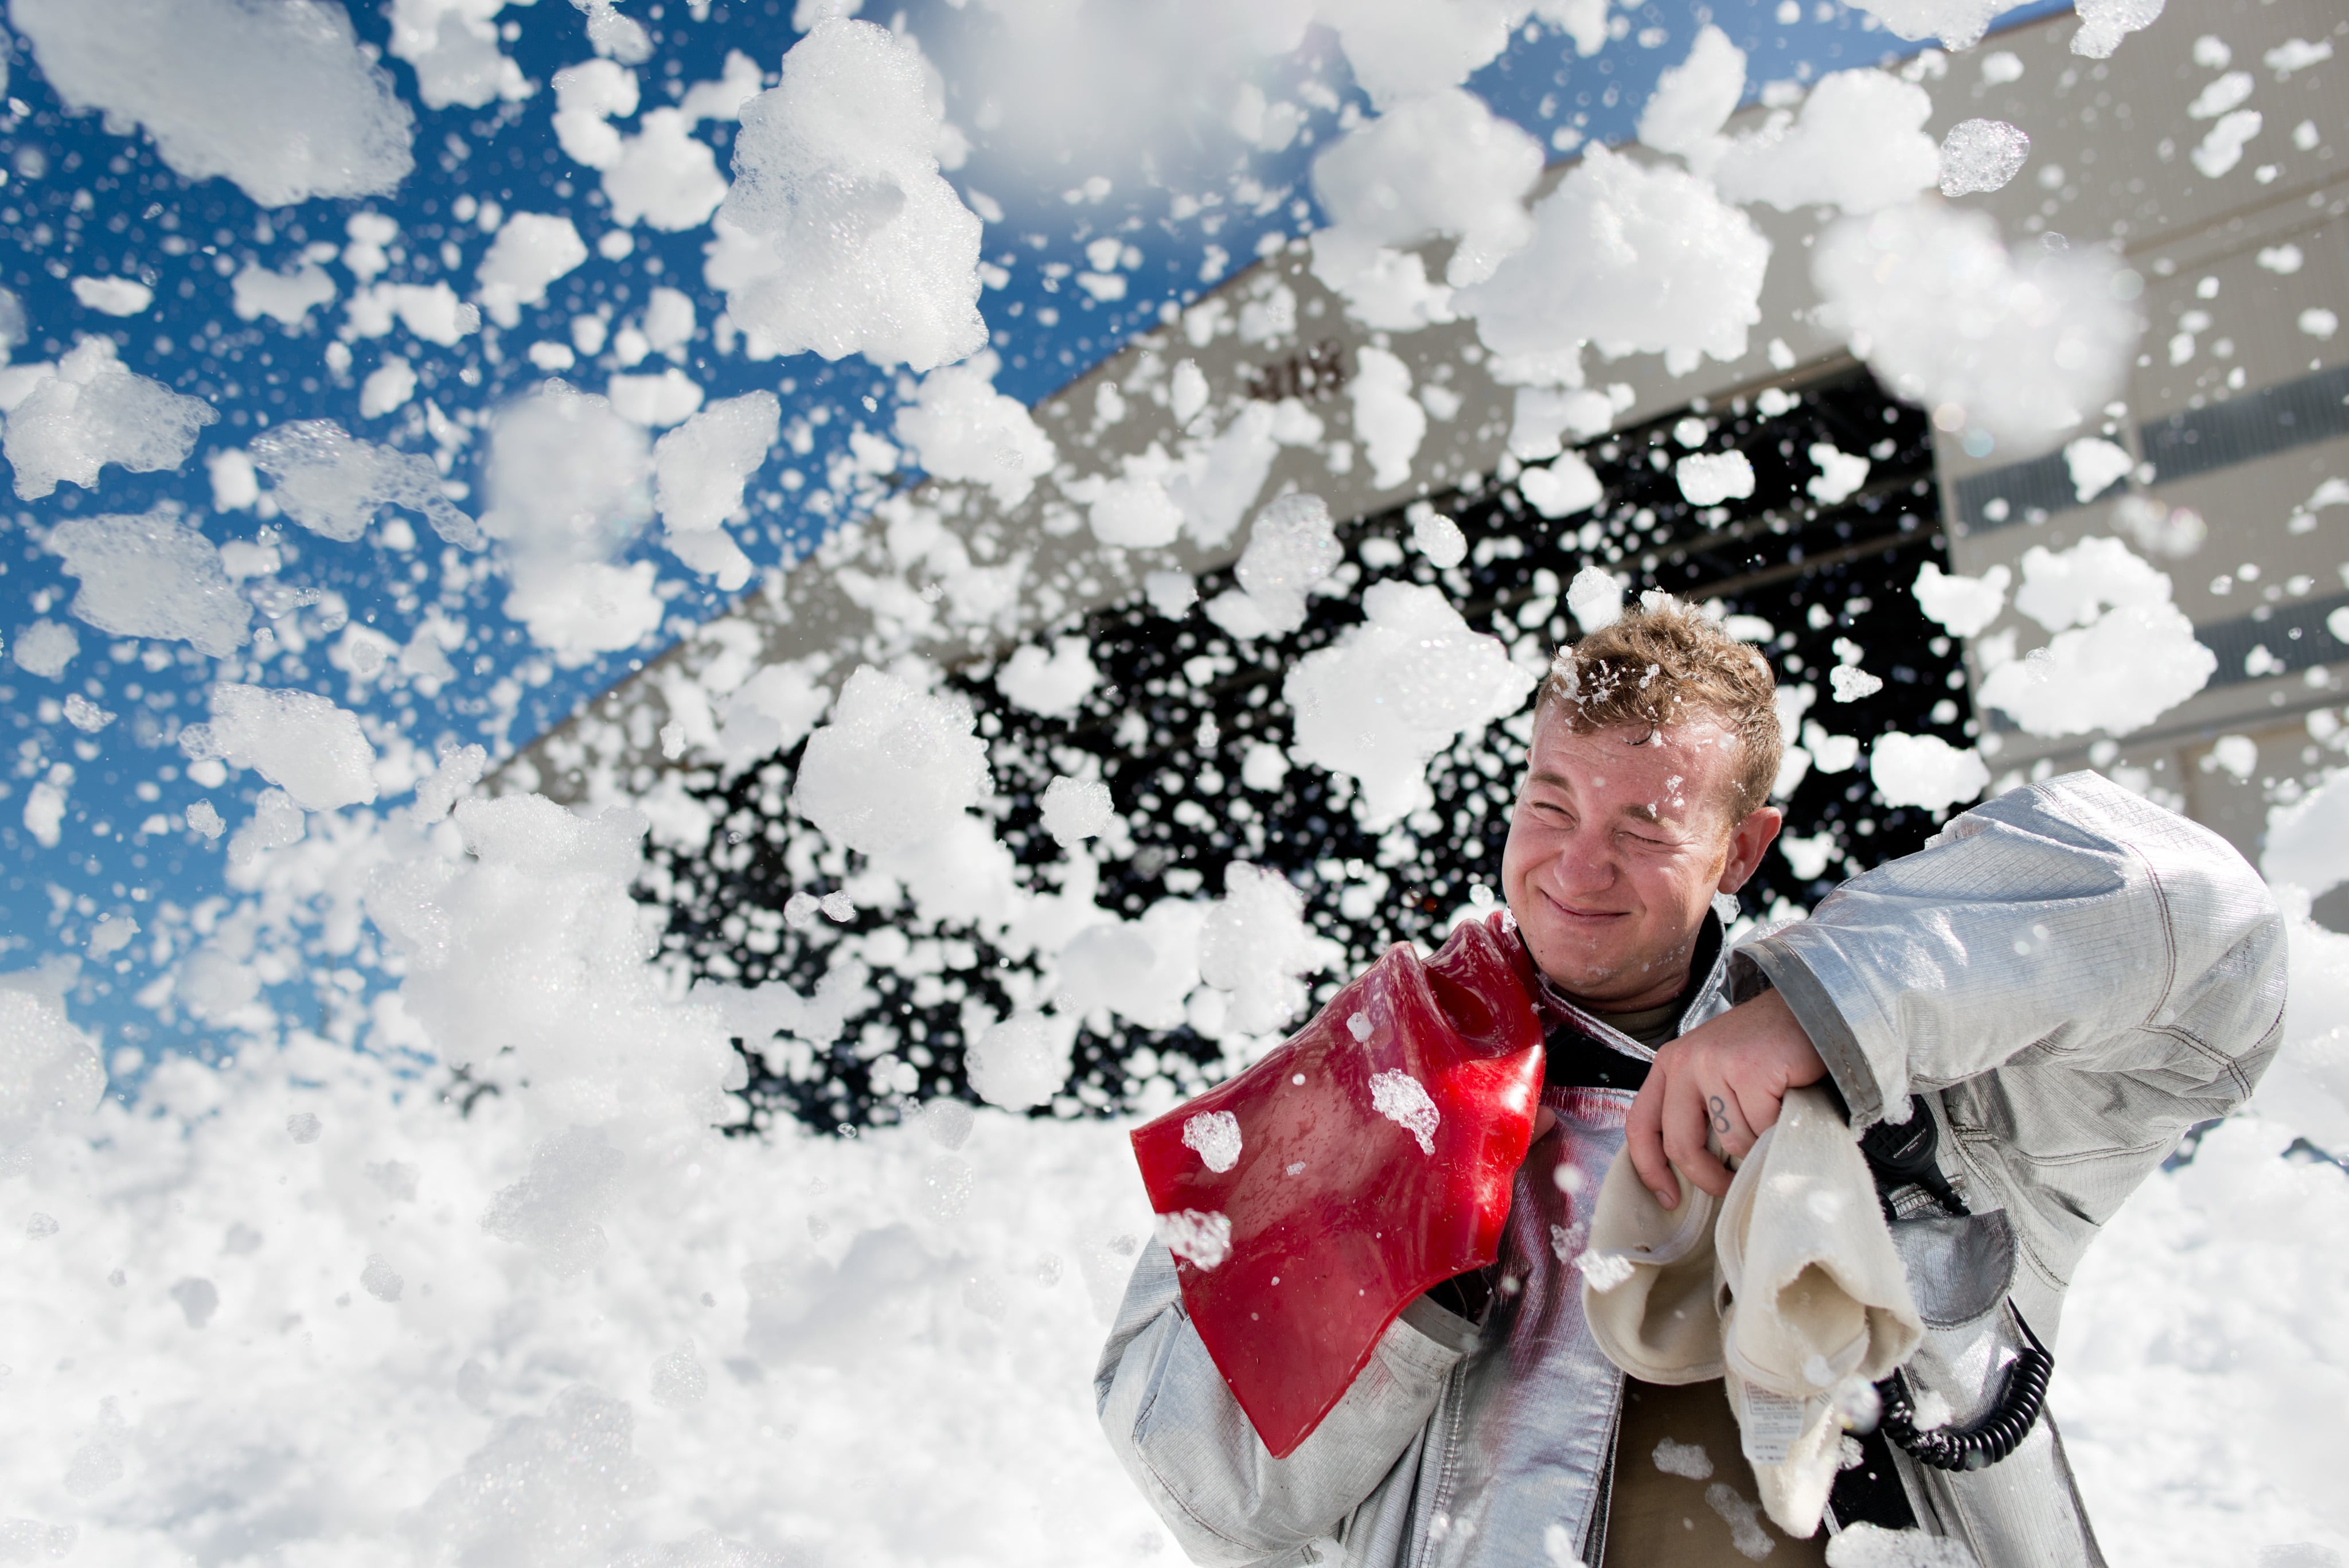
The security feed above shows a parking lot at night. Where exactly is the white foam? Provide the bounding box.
[1368,1068,1439,1155]
[1197,863,1332,1038]
[1457,145,1769,387]
[1913,561,2009,638]
[387,0,532,109]
[1841,0,2027,50]
[3,337,217,500]
[654,392,779,589]
[1814,200,2136,447]
[966,1013,1072,1111]
[1938,119,2031,197]
[792,665,989,857]
[479,383,657,659]
[0,972,105,1153]
[1307,88,1541,330]
[1715,70,1939,216]
[1207,494,1343,640]
[1676,450,1755,507]
[1286,580,1538,828]
[69,276,151,317]
[605,111,731,232]
[475,214,590,328]
[997,638,1100,719]
[1868,733,1988,813]
[12,0,414,206]
[249,420,481,547]
[1638,25,1746,170]
[2072,0,2166,60]
[1567,564,1627,633]
[10,619,79,679]
[892,352,1057,508]
[715,21,985,370]
[1181,1110,1243,1173]
[46,508,251,657]
[1039,776,1115,848]
[182,685,380,812]
[1350,347,1426,489]
[1153,1207,1232,1270]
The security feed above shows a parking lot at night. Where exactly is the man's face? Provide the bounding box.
[1502,706,1780,1011]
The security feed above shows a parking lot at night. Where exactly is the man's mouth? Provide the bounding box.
[1538,887,1628,925]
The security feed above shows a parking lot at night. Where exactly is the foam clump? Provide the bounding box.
[181,684,379,812]
[997,637,1100,719]
[1286,580,1537,828]
[1938,119,2031,197]
[715,21,985,370]
[411,1384,652,1568]
[1841,0,2025,50]
[11,0,415,206]
[1197,863,1332,1037]
[1675,451,1755,508]
[387,0,531,110]
[1825,1522,1983,1567]
[966,1013,1072,1111]
[481,1126,628,1278]
[1039,775,1115,848]
[47,508,252,657]
[892,352,1057,508]
[371,792,742,1132]
[1979,537,2213,738]
[249,419,481,547]
[0,973,105,1154]
[1814,201,2136,447]
[1308,87,1542,330]
[2071,0,2166,60]
[1914,561,2009,637]
[2011,535,2170,632]
[231,262,340,328]
[1457,145,1769,385]
[604,110,730,233]
[11,619,79,678]
[793,665,989,856]
[1369,1069,1440,1155]
[475,213,590,327]
[1351,348,1426,490]
[4,337,217,499]
[1637,25,1746,168]
[1714,69,1940,216]
[1568,565,1627,632]
[1868,734,1989,813]
[479,383,660,660]
[715,660,829,767]
[1058,900,1207,1031]
[1207,494,1343,639]
[654,391,781,590]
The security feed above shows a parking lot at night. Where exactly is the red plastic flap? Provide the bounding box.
[1130,912,1546,1458]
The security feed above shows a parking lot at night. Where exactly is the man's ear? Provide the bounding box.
[1719,805,1784,894]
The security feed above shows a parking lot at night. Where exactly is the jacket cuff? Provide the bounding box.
[1397,1292,1480,1355]
[1736,936,1889,1131]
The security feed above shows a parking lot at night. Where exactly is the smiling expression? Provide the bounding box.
[1501,706,1781,1012]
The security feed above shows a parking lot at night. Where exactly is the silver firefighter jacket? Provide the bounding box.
[1095,771,2285,1568]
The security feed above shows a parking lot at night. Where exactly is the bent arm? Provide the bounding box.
[1096,1242,1470,1567]
[1737,771,2285,1132]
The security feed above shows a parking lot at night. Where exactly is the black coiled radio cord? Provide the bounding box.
[1859,1096,2055,1473]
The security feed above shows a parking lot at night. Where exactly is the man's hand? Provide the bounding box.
[1625,988,1828,1206]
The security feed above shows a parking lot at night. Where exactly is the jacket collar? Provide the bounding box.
[1524,910,1731,1065]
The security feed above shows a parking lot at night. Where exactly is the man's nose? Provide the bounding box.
[1542,825,1617,897]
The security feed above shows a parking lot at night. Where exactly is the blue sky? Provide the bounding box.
[0,0,2070,1066]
